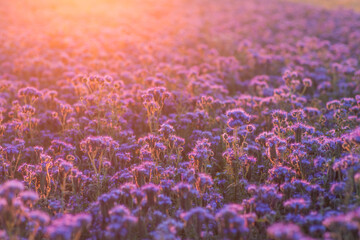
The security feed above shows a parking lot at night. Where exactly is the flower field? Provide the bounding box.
[1,0,360,239]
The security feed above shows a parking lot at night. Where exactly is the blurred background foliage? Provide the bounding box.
[288,0,360,11]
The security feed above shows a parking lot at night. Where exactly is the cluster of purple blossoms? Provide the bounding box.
[1,0,360,239]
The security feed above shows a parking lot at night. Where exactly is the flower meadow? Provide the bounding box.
[1,0,360,239]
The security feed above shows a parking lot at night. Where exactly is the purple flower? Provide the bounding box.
[216,204,250,239]
[0,180,24,205]
[141,183,160,207]
[267,222,311,240]
[29,210,50,226]
[284,198,310,214]
[268,166,296,184]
